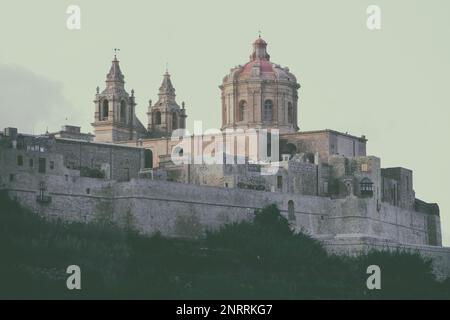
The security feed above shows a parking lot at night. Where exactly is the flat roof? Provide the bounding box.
[282,129,367,142]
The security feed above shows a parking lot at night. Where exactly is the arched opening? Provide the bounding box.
[264,100,273,121]
[288,102,293,124]
[288,200,295,221]
[120,100,126,123]
[144,149,153,169]
[360,177,374,197]
[155,111,161,125]
[172,112,178,130]
[286,143,297,155]
[171,146,184,163]
[101,100,109,121]
[239,100,246,121]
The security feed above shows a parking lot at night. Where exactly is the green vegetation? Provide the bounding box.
[0,192,449,299]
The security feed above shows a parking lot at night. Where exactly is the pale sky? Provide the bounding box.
[1,0,449,244]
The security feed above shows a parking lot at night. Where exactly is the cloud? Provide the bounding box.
[0,64,74,134]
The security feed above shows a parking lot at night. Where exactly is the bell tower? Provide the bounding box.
[147,71,187,137]
[92,54,138,142]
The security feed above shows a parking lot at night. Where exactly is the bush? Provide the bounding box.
[0,192,449,299]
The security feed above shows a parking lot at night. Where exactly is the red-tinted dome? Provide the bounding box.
[241,59,274,74]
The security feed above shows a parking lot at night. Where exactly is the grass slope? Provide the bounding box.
[0,192,449,299]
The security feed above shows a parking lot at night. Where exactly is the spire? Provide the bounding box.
[106,55,125,85]
[250,36,270,61]
[159,71,176,97]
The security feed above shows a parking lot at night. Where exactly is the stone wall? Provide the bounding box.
[53,138,143,182]
[1,158,448,278]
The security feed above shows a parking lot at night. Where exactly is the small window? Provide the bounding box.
[239,100,246,121]
[361,163,368,172]
[29,158,34,167]
[155,111,162,125]
[38,158,46,174]
[86,188,90,194]
[288,200,295,221]
[172,112,178,130]
[277,176,283,189]
[120,100,126,123]
[263,100,273,121]
[360,177,374,197]
[144,149,153,169]
[9,174,14,182]
[101,100,109,121]
[17,155,23,166]
[50,161,55,170]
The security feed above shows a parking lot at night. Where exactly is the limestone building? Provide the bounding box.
[1,36,449,277]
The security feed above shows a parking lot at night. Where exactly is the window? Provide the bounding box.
[120,100,126,123]
[50,161,55,170]
[172,112,178,130]
[17,155,23,166]
[360,177,374,197]
[267,132,272,158]
[288,200,295,221]
[155,111,162,125]
[38,158,46,174]
[263,100,273,121]
[239,100,246,121]
[101,100,109,120]
[29,158,34,167]
[9,174,14,182]
[144,149,153,169]
[361,163,368,172]
[277,176,283,189]
[288,102,293,124]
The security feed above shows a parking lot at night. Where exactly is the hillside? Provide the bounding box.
[0,191,449,299]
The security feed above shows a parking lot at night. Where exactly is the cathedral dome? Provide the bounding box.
[230,36,296,82]
[220,36,300,134]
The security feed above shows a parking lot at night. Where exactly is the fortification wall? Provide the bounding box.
[0,167,437,246]
[1,168,448,277]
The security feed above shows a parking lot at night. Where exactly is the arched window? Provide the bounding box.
[101,100,109,121]
[172,146,184,159]
[155,111,161,125]
[264,100,273,121]
[144,149,153,169]
[120,101,126,123]
[172,112,178,130]
[288,200,295,221]
[360,177,374,197]
[288,102,293,124]
[239,100,246,121]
